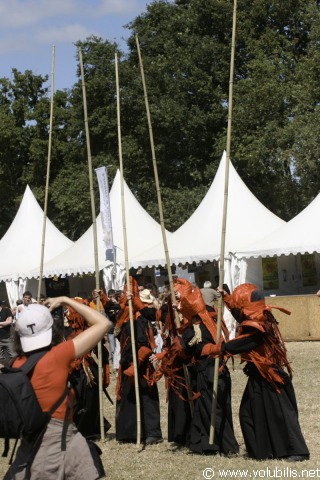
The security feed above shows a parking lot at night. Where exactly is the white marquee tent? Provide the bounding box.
[129,152,286,289]
[25,170,172,287]
[0,185,73,304]
[234,190,320,294]
[236,191,320,258]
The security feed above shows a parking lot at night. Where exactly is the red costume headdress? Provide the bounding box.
[174,278,225,343]
[115,277,145,330]
[225,283,291,330]
[65,297,109,387]
[224,283,293,391]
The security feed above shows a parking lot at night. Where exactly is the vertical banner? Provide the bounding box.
[95,167,114,262]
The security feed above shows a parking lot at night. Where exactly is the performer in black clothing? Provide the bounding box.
[115,278,162,445]
[167,366,194,445]
[151,333,194,447]
[210,283,309,462]
[152,278,239,455]
[182,322,238,455]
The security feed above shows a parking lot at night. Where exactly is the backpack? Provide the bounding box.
[0,350,68,441]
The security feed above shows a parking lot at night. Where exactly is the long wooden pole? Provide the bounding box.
[209,0,237,445]
[78,48,105,442]
[115,53,141,446]
[135,34,180,328]
[37,45,55,303]
[135,35,196,417]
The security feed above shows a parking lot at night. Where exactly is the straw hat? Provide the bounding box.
[139,289,153,304]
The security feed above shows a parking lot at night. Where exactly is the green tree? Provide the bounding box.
[0,70,51,236]
[285,1,320,205]
[120,0,234,230]
[121,0,320,225]
[48,37,122,240]
[228,0,320,219]
[2,0,320,241]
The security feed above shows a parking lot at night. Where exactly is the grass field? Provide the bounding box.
[1,342,319,479]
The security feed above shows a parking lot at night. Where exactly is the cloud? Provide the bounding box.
[96,0,142,16]
[0,0,74,28]
[0,0,144,29]
[0,26,101,56]
[36,24,99,44]
[0,0,147,55]
[0,0,152,88]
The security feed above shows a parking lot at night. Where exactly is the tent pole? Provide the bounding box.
[209,0,237,445]
[115,52,141,446]
[79,48,105,442]
[37,45,55,303]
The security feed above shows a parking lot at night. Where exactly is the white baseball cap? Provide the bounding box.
[15,304,53,352]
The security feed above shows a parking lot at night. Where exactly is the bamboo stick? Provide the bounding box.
[78,48,105,442]
[209,0,238,445]
[115,52,141,446]
[135,35,197,416]
[135,34,180,328]
[37,45,55,303]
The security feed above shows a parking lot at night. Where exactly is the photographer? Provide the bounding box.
[5,297,112,480]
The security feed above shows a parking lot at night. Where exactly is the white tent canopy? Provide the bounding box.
[233,193,320,295]
[0,185,73,283]
[235,190,320,259]
[129,152,286,270]
[26,170,171,279]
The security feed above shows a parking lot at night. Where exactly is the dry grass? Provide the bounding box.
[1,342,319,479]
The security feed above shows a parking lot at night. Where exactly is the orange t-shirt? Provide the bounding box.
[13,340,76,421]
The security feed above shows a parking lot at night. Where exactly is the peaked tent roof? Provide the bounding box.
[129,152,286,268]
[235,190,320,259]
[0,186,73,282]
[26,170,172,278]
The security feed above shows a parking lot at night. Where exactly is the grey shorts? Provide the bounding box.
[4,418,101,480]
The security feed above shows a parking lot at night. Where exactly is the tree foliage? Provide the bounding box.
[1,0,320,241]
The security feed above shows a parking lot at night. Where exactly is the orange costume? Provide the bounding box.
[217,283,309,461]
[64,294,111,438]
[115,277,162,444]
[154,278,239,454]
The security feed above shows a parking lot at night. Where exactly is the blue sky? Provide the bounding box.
[0,0,154,91]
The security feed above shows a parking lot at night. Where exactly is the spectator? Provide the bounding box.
[5,297,112,479]
[16,290,33,320]
[104,289,120,366]
[39,293,46,304]
[200,281,218,307]
[0,301,15,365]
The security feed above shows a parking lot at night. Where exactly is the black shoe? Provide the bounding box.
[145,436,163,445]
[285,455,309,462]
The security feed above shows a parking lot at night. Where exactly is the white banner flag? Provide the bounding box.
[95,166,114,262]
